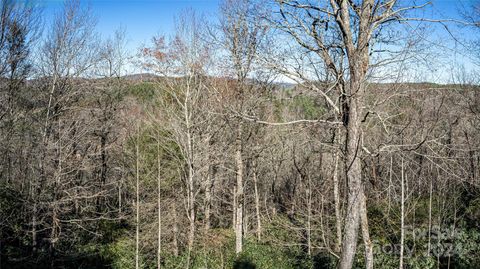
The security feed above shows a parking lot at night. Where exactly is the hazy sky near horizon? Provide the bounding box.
[36,0,478,83]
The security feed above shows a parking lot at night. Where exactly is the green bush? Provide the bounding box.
[128,82,157,102]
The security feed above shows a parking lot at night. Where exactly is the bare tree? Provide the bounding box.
[36,0,102,263]
[269,1,433,268]
[141,10,213,267]
[217,0,268,254]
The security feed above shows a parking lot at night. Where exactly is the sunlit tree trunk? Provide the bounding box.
[157,139,162,269]
[135,136,140,269]
[333,152,342,253]
[235,123,244,255]
[253,160,261,240]
[306,174,312,256]
[399,158,405,269]
[172,202,179,257]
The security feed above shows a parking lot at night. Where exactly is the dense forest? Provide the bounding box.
[1,0,480,268]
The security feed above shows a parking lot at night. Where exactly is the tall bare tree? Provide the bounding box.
[141,10,213,268]
[270,1,434,268]
[217,0,267,254]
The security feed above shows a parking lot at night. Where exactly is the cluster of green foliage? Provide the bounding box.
[100,228,319,269]
[128,82,158,103]
[271,91,326,122]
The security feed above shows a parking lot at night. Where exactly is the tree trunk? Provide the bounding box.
[157,140,162,269]
[119,153,125,215]
[428,173,433,256]
[233,185,237,229]
[31,184,37,254]
[205,164,215,231]
[100,134,107,186]
[253,160,261,240]
[135,139,140,269]
[399,158,405,269]
[361,189,373,269]
[50,120,61,266]
[185,94,195,268]
[306,174,312,257]
[172,202,179,257]
[187,161,195,268]
[333,152,342,253]
[338,78,363,269]
[235,123,244,255]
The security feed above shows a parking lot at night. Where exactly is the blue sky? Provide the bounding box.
[35,0,477,82]
[36,0,472,50]
[39,0,221,52]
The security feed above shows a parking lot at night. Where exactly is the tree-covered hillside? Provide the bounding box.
[1,0,480,268]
